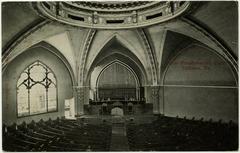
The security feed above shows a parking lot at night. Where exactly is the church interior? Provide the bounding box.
[2,1,239,151]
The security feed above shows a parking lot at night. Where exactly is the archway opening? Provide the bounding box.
[84,38,152,115]
[96,61,139,101]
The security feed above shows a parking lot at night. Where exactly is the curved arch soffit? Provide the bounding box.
[2,20,51,68]
[96,60,140,89]
[165,18,238,73]
[2,21,72,70]
[4,41,76,86]
[136,28,158,84]
[79,29,96,85]
[45,31,76,73]
[87,50,147,86]
[161,43,238,86]
[82,33,153,85]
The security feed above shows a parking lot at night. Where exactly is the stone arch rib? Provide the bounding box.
[79,29,97,86]
[136,28,158,85]
[181,17,238,73]
[2,20,51,69]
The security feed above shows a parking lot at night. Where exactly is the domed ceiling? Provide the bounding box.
[32,1,191,29]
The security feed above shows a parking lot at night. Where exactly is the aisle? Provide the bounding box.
[110,122,129,151]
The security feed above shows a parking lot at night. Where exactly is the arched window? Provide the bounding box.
[17,61,57,117]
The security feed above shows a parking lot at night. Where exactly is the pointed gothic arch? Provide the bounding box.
[80,32,155,86]
[16,60,58,117]
[95,60,141,101]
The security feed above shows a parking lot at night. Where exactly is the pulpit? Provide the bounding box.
[111,107,124,116]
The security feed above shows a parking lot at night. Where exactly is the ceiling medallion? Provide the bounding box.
[33,1,190,29]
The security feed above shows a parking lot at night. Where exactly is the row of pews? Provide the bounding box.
[126,116,238,151]
[3,118,112,151]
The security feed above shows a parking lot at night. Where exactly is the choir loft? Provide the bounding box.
[2,1,238,151]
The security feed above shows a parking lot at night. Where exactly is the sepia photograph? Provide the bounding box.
[2,0,238,151]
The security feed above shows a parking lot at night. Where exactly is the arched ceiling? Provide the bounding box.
[2,1,238,86]
[160,30,195,75]
[188,1,238,57]
[82,29,156,85]
[87,38,148,85]
[2,2,42,51]
[44,32,76,73]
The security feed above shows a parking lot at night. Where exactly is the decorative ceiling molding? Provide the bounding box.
[157,29,168,84]
[136,28,158,85]
[143,28,159,81]
[79,29,97,85]
[33,1,190,29]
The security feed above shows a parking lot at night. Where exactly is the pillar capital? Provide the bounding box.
[73,86,89,89]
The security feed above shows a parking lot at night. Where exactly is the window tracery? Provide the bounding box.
[17,61,57,117]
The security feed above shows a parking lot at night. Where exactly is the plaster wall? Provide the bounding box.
[2,47,73,125]
[163,45,237,123]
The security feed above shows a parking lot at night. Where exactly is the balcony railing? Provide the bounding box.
[34,1,190,29]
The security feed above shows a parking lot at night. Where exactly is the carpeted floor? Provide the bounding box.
[110,122,129,151]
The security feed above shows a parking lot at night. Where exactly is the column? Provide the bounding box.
[144,85,161,114]
[151,86,160,114]
[73,86,85,117]
[136,87,140,101]
[144,86,151,103]
[158,86,164,115]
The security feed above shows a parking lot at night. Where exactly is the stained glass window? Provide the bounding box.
[17,61,57,117]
